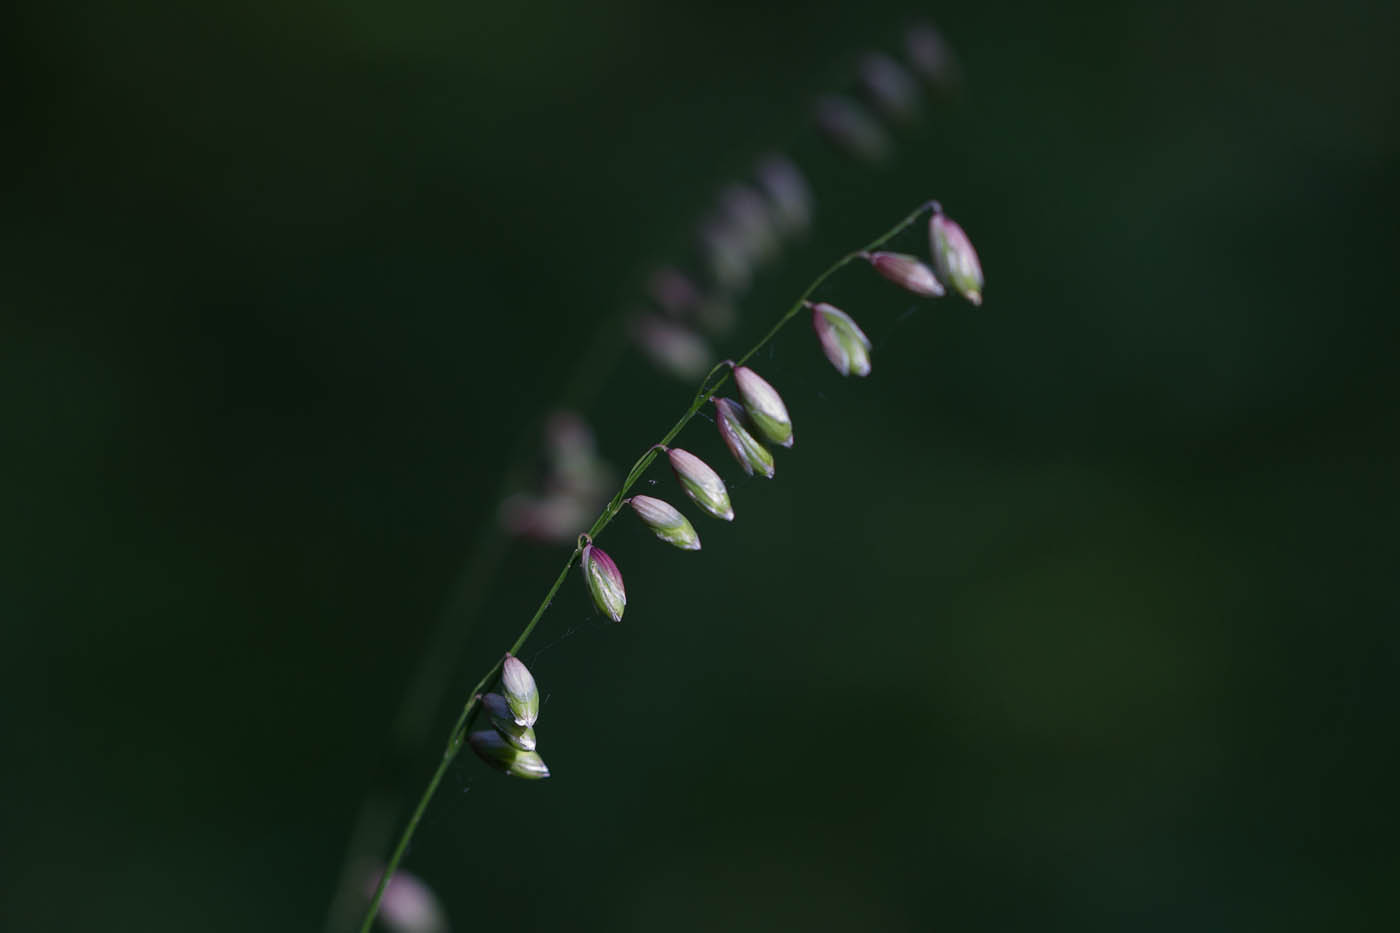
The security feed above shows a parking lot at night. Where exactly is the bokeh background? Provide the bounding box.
[4,1,1397,930]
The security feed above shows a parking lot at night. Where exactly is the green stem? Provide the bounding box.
[357,199,935,932]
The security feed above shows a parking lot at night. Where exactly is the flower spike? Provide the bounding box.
[731,365,793,448]
[666,447,734,521]
[714,398,775,479]
[864,251,945,297]
[628,495,701,551]
[809,301,873,377]
[930,209,984,306]
[580,540,626,622]
[500,654,540,727]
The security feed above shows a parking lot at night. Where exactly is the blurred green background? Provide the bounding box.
[3,0,1397,930]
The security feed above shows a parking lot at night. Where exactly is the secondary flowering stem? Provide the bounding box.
[358,199,938,933]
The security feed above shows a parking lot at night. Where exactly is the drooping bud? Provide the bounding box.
[864,251,945,297]
[814,95,892,164]
[859,52,920,123]
[755,153,813,236]
[480,692,538,751]
[628,495,701,551]
[666,447,734,521]
[809,301,873,377]
[467,729,551,780]
[580,541,626,622]
[500,654,539,727]
[732,365,793,448]
[929,210,984,306]
[713,398,775,479]
[632,313,712,381]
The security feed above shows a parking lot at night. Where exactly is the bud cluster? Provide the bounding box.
[468,654,551,780]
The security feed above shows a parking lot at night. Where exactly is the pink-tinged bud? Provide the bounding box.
[628,495,701,551]
[500,654,539,727]
[865,251,945,297]
[755,153,813,236]
[814,95,892,164]
[905,22,961,89]
[580,542,626,622]
[810,301,873,377]
[859,52,920,123]
[929,210,984,306]
[365,868,448,933]
[732,365,793,448]
[631,314,712,381]
[666,447,734,521]
[714,398,775,479]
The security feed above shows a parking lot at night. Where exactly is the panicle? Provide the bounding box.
[864,251,945,297]
[732,365,793,448]
[580,541,627,622]
[628,495,701,551]
[809,301,873,377]
[666,447,734,521]
[714,397,775,479]
[929,209,984,306]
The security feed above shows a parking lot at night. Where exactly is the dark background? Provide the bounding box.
[3,1,1397,930]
